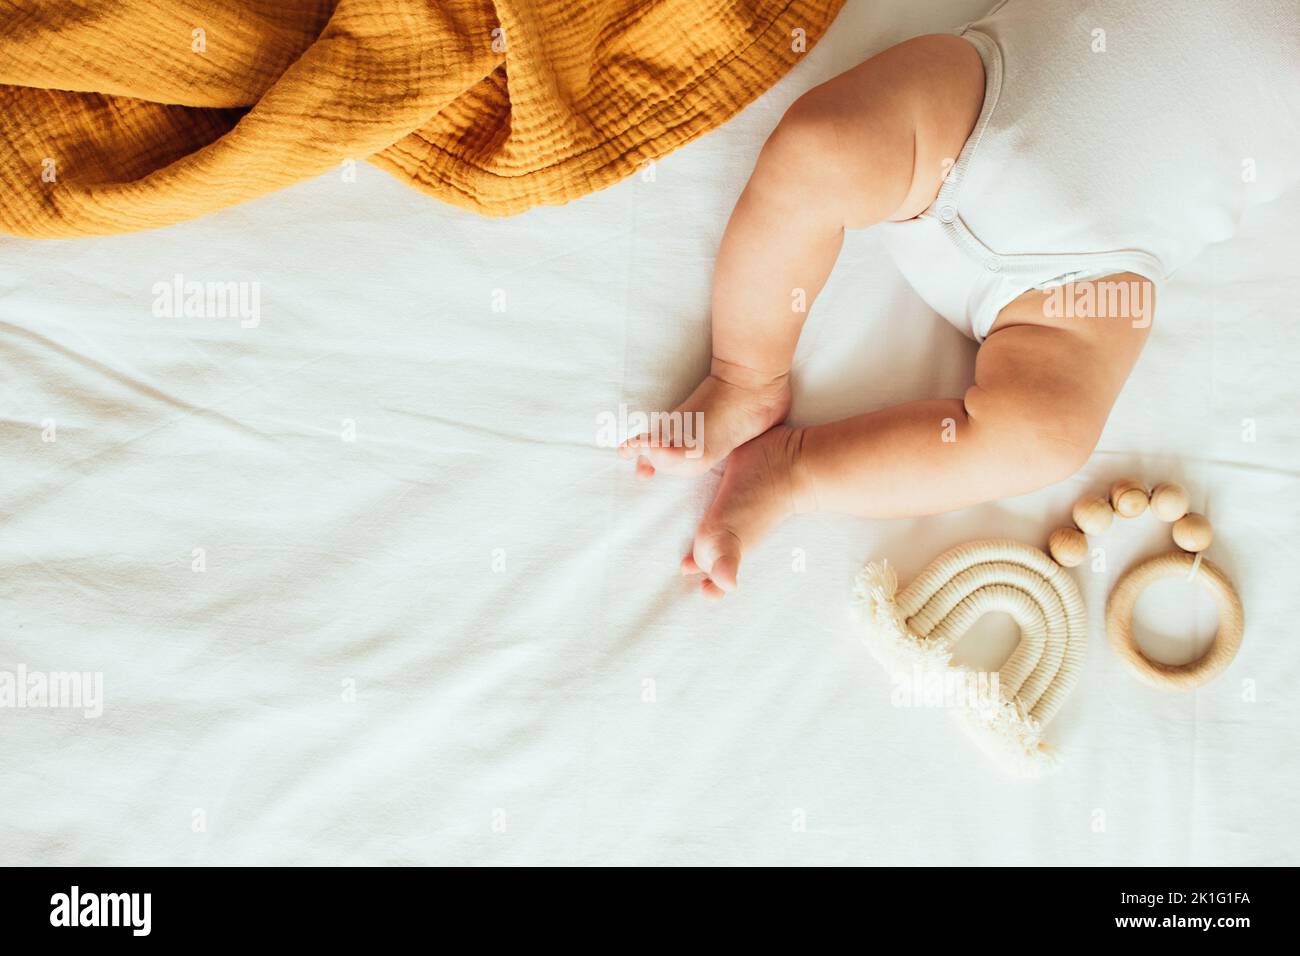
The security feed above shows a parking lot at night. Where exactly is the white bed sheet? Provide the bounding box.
[2,0,1299,866]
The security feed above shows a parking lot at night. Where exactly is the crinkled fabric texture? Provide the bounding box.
[0,0,844,237]
[3,0,1297,867]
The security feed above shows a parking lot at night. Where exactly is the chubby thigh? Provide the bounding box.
[972,272,1156,455]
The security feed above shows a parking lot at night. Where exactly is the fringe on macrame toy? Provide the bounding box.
[854,540,1087,778]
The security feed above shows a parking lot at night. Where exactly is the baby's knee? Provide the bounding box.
[754,72,918,226]
[752,93,852,202]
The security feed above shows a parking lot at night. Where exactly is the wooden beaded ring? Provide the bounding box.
[1047,479,1245,691]
[1105,551,1244,690]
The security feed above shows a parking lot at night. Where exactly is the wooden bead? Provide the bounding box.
[1149,481,1189,522]
[1109,478,1149,518]
[1173,513,1213,552]
[1048,527,1088,567]
[1071,495,1114,536]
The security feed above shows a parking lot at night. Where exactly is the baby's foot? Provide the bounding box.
[680,424,812,598]
[618,361,791,478]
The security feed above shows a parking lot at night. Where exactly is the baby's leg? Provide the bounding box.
[686,276,1154,597]
[621,34,985,478]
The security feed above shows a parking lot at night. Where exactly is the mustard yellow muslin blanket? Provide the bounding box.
[0,0,844,237]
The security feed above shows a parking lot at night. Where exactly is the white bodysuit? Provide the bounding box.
[878,0,1300,341]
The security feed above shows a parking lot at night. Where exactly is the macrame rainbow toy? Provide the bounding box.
[856,479,1244,778]
[855,539,1087,777]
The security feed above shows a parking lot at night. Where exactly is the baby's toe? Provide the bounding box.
[706,552,739,593]
[617,434,648,460]
[641,443,696,474]
[700,579,728,599]
[691,530,741,595]
[620,428,713,477]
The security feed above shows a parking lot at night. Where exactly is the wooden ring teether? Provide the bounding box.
[1048,478,1244,690]
[1104,551,1244,690]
